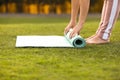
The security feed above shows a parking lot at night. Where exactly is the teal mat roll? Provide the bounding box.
[65,29,86,48]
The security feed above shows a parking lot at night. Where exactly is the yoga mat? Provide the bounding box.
[16,30,86,48]
[16,36,73,47]
[65,29,86,48]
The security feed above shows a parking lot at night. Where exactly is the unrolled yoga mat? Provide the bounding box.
[16,31,86,48]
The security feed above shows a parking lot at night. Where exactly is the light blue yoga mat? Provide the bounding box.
[65,29,86,48]
[16,30,86,48]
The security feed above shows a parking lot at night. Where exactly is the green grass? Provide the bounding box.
[0,15,120,80]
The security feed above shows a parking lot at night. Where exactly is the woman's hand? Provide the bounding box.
[69,25,81,39]
[64,21,76,35]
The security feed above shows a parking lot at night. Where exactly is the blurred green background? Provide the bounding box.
[0,0,103,15]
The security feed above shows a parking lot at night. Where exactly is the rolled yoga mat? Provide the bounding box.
[65,29,86,48]
[16,29,86,48]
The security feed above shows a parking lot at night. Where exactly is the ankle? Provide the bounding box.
[96,35,110,42]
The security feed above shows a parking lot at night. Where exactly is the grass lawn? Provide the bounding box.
[0,14,120,80]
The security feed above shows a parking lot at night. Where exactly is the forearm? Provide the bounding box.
[70,0,80,23]
[78,0,90,26]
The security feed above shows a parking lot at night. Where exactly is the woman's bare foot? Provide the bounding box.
[86,35,110,44]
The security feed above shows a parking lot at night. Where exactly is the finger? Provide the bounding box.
[64,29,68,35]
[69,31,74,39]
[71,33,76,39]
[64,27,71,35]
[70,30,78,39]
[64,28,67,34]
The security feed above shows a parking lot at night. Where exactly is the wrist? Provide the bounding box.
[70,19,76,25]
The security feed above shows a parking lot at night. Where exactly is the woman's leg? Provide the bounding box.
[69,0,90,38]
[86,0,120,44]
[86,0,107,40]
[64,0,80,34]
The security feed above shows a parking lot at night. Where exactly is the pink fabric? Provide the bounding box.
[96,0,120,40]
